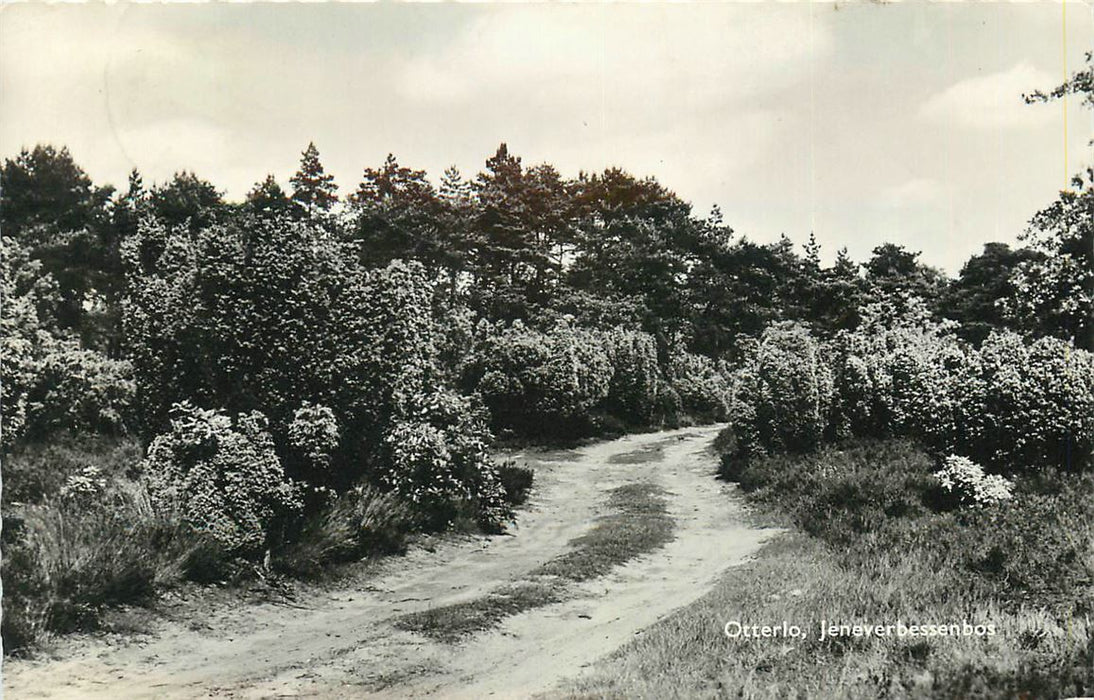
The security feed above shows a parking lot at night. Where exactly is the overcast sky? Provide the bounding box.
[2,3,1090,272]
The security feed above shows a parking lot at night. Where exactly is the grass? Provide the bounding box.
[561,437,1094,699]
[1,484,211,652]
[533,483,674,581]
[394,482,675,642]
[394,581,564,643]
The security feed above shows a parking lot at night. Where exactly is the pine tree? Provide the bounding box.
[246,174,291,218]
[290,142,338,219]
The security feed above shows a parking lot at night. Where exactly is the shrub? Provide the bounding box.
[966,331,1094,473]
[827,351,879,440]
[122,216,364,437]
[469,319,612,437]
[495,460,535,506]
[603,328,661,425]
[286,401,339,481]
[23,342,135,440]
[731,323,832,457]
[724,439,937,543]
[2,244,135,449]
[668,350,731,423]
[57,465,108,507]
[935,455,1014,508]
[830,312,972,454]
[380,389,509,531]
[143,402,302,556]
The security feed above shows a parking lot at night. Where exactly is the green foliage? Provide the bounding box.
[943,242,1043,344]
[2,435,142,510]
[731,323,832,457]
[380,390,507,531]
[143,403,302,556]
[470,319,613,437]
[720,438,1094,610]
[349,154,452,273]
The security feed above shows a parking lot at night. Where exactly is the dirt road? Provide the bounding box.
[3,425,774,699]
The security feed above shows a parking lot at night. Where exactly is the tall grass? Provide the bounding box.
[2,483,206,652]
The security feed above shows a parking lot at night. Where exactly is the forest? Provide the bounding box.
[2,58,1092,685]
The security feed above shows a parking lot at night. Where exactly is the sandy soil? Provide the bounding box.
[2,425,775,699]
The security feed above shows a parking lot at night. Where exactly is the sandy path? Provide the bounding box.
[3,425,774,699]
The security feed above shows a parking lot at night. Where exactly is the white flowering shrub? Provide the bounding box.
[143,402,302,555]
[287,402,340,476]
[935,455,1014,507]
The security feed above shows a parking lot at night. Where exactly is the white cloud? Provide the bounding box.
[397,5,831,112]
[879,178,943,207]
[919,63,1058,129]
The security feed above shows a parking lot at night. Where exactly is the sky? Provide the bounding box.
[1,3,1091,273]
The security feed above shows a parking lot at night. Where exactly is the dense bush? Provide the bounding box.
[468,319,732,437]
[122,215,364,436]
[143,402,303,556]
[730,304,1094,476]
[935,455,1014,508]
[602,328,661,425]
[829,302,972,453]
[3,237,135,449]
[286,401,339,480]
[730,323,832,457]
[966,331,1094,472]
[469,319,612,437]
[380,390,508,530]
[495,460,535,506]
[668,349,732,423]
